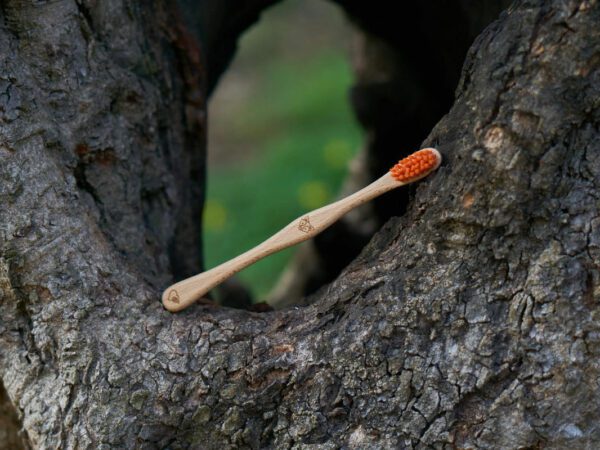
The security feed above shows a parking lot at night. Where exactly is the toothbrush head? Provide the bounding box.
[389,148,442,183]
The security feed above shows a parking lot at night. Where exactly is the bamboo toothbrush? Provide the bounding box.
[162,148,441,312]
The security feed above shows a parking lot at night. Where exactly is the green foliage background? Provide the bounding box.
[205,0,361,298]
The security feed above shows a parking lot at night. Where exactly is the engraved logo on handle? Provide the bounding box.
[298,216,314,233]
[167,289,180,304]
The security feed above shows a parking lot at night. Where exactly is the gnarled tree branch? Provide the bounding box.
[1,0,599,448]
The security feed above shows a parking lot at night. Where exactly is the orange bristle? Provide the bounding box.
[389,148,440,182]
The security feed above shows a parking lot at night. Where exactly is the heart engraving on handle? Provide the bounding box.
[167,289,180,304]
[298,216,314,233]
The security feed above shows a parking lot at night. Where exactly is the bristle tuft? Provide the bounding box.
[389,148,440,182]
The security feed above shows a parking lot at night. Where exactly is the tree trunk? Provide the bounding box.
[1,0,599,449]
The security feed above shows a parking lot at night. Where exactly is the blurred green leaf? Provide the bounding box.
[204,2,362,298]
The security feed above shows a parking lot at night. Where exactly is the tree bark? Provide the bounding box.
[1,0,599,449]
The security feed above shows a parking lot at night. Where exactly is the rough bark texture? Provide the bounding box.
[1,0,600,449]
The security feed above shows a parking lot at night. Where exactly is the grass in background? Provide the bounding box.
[205,2,361,299]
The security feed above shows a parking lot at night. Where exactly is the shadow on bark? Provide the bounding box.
[0,380,28,450]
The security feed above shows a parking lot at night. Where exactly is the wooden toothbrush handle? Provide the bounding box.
[162,147,442,312]
[162,173,401,312]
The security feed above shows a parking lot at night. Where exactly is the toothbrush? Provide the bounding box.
[162,148,442,312]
